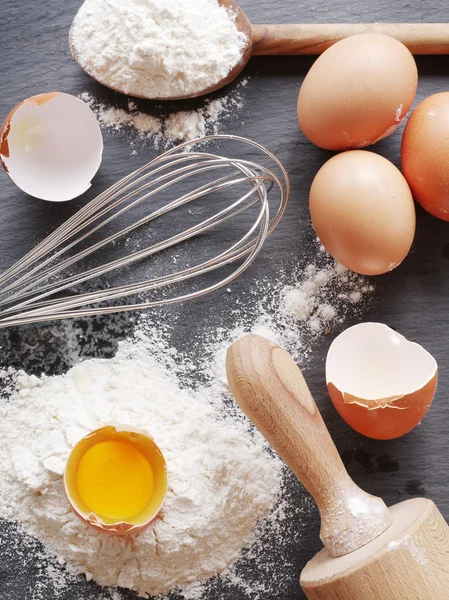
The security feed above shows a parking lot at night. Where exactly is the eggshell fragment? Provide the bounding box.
[326,323,438,440]
[401,92,449,221]
[0,92,103,201]
[309,150,416,275]
[297,33,418,151]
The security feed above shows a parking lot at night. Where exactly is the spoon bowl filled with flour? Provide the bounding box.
[70,0,251,100]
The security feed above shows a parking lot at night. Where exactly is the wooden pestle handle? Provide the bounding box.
[226,334,392,557]
[251,23,449,55]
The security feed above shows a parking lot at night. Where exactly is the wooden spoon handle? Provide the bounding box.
[251,23,449,55]
[226,334,392,557]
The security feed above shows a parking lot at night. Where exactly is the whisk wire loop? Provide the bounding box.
[0,135,289,328]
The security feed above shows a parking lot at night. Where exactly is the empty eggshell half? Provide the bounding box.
[326,323,438,440]
[0,92,103,201]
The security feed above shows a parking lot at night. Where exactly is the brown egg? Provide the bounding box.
[401,92,449,221]
[297,34,418,151]
[309,150,416,275]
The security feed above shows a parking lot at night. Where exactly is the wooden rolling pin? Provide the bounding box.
[226,334,449,600]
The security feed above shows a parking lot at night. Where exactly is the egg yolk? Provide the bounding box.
[75,440,154,521]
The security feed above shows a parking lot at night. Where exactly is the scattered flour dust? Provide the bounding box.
[281,257,375,336]
[0,240,375,599]
[71,0,247,99]
[0,334,283,599]
[387,535,428,568]
[196,245,375,399]
[80,81,247,147]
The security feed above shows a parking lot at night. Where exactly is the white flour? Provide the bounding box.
[71,0,247,99]
[0,338,282,598]
[280,258,375,335]
[196,242,375,391]
[80,83,246,145]
[0,240,375,599]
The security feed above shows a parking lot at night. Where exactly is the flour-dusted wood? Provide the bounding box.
[226,334,392,557]
[301,498,449,600]
[226,335,449,599]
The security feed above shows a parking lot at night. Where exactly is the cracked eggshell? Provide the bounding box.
[0,92,103,201]
[64,425,167,536]
[326,323,438,440]
[401,92,449,221]
[297,33,417,151]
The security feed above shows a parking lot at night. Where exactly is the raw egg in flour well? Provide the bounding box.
[309,150,416,275]
[402,92,449,221]
[65,425,167,535]
[298,33,417,150]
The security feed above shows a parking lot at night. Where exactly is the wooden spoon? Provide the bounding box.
[70,0,449,101]
[226,334,392,557]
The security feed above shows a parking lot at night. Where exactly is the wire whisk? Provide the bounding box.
[0,134,289,328]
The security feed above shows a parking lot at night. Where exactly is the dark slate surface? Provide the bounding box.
[1,1,449,599]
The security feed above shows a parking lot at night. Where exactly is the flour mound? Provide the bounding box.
[71,0,247,99]
[0,340,281,598]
